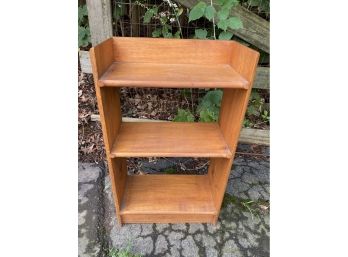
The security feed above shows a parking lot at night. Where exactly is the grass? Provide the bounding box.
[163,167,177,174]
[108,245,141,257]
[222,193,269,219]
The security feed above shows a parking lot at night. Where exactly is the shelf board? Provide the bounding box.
[99,62,249,89]
[110,122,232,158]
[120,175,216,215]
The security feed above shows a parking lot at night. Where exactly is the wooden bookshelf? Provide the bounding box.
[90,37,259,225]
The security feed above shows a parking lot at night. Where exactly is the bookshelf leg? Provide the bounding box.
[107,157,127,226]
[208,158,233,219]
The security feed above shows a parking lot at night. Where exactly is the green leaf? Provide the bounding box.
[162,24,173,38]
[152,28,162,37]
[218,31,233,40]
[204,5,216,21]
[194,29,207,39]
[163,32,173,38]
[78,5,88,22]
[188,1,207,22]
[227,17,243,29]
[113,4,125,20]
[217,8,229,20]
[144,7,158,23]
[174,30,181,38]
[217,0,226,6]
[222,0,239,9]
[199,109,216,122]
[217,19,228,31]
[78,26,90,47]
[173,109,194,122]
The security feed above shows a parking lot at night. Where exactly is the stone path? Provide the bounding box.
[79,145,270,257]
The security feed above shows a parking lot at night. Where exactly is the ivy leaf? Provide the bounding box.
[217,8,229,20]
[218,31,233,40]
[195,29,208,39]
[143,7,158,23]
[152,28,162,38]
[217,19,228,31]
[227,17,243,29]
[204,5,216,21]
[189,1,207,22]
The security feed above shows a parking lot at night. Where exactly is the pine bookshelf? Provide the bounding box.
[90,37,259,225]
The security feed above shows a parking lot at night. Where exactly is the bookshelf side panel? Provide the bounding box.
[208,43,259,223]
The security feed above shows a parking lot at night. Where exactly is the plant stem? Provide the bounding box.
[210,0,216,39]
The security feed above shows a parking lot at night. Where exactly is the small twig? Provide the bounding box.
[210,0,216,39]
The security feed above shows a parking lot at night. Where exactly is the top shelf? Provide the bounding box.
[99,62,249,89]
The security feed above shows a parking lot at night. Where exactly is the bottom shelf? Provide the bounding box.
[120,175,217,223]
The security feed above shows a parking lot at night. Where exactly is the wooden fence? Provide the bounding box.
[81,0,270,146]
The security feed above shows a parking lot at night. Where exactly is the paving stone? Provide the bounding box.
[109,224,142,249]
[188,223,204,233]
[141,224,153,236]
[172,223,187,231]
[166,246,180,257]
[207,222,221,234]
[181,235,199,257]
[206,248,219,257]
[194,234,202,242]
[227,180,250,197]
[168,231,184,249]
[78,163,102,183]
[78,184,94,205]
[238,233,259,248]
[156,223,170,233]
[155,235,168,254]
[247,184,266,200]
[133,236,153,255]
[202,234,216,248]
[222,239,243,257]
[242,172,260,185]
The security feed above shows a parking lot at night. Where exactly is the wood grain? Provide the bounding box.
[121,213,215,224]
[90,115,270,145]
[120,175,216,215]
[112,37,233,64]
[99,62,249,88]
[78,50,269,89]
[90,39,124,224]
[110,122,232,158]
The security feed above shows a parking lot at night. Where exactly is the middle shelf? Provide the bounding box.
[110,122,232,158]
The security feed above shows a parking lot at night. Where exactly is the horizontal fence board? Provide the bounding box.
[90,115,269,145]
[79,51,269,89]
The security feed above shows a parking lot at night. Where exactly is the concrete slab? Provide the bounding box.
[78,163,104,257]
